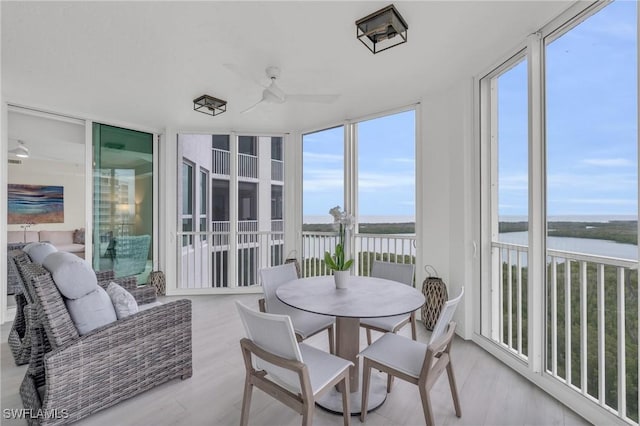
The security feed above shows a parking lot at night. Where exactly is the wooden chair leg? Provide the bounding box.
[418,384,435,426]
[341,373,351,426]
[361,359,372,423]
[240,375,253,426]
[302,399,314,426]
[446,361,462,417]
[328,325,335,355]
[410,312,417,341]
[366,328,372,345]
[386,374,394,393]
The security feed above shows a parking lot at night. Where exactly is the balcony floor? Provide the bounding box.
[1,294,589,426]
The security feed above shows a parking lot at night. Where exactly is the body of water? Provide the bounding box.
[499,231,638,261]
[500,215,638,222]
[304,215,638,260]
[304,215,415,224]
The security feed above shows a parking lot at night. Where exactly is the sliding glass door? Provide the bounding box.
[93,123,154,281]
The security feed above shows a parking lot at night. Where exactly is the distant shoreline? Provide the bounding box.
[303,220,638,244]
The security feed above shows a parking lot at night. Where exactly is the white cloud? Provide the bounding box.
[303,168,344,192]
[566,198,637,206]
[304,168,415,194]
[582,158,633,167]
[358,171,414,191]
[498,173,528,191]
[547,172,636,191]
[303,152,342,163]
[390,158,415,165]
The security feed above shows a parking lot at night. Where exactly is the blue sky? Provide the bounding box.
[303,111,415,218]
[498,0,637,218]
[302,1,637,221]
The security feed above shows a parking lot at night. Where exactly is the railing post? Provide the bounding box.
[580,260,588,396]
[565,259,572,386]
[616,266,626,418]
[550,256,557,376]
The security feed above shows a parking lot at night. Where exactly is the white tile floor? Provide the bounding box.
[1,293,589,426]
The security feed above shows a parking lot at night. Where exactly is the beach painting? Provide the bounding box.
[8,184,64,224]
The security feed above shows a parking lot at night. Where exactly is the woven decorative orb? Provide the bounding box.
[148,270,166,296]
[421,275,448,331]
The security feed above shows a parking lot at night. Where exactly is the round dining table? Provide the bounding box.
[276,274,425,415]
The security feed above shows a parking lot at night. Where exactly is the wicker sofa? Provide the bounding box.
[13,255,192,425]
[7,230,85,258]
[8,248,157,366]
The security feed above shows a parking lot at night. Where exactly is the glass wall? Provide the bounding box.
[302,126,345,276]
[544,1,638,419]
[301,112,417,278]
[93,123,154,281]
[480,1,638,423]
[481,53,530,356]
[178,133,285,289]
[356,110,416,275]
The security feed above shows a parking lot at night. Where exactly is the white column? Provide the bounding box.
[258,136,272,233]
[229,133,238,287]
[258,136,272,269]
[1,101,7,323]
[344,122,356,269]
[161,127,178,295]
[284,132,301,261]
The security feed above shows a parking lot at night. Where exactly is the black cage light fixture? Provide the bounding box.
[355,4,408,54]
[193,94,227,116]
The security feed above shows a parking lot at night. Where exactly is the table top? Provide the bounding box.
[276,275,425,318]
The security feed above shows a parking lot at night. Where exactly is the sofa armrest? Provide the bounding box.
[97,274,156,304]
[95,270,114,282]
[41,299,192,423]
[98,274,136,291]
[130,285,157,304]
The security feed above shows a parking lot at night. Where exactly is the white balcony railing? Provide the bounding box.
[301,231,416,278]
[212,148,230,176]
[271,159,284,181]
[178,228,284,289]
[238,220,258,233]
[271,219,283,232]
[238,153,258,179]
[492,240,639,424]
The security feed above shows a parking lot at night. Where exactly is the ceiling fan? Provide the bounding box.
[8,140,30,158]
[225,65,340,114]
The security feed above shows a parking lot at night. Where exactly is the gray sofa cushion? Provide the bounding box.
[106,282,139,319]
[65,287,117,335]
[42,251,98,300]
[24,242,58,264]
[22,241,38,252]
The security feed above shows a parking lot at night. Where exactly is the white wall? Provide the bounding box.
[418,78,476,339]
[8,158,85,232]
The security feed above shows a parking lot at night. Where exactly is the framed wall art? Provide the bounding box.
[8,184,64,224]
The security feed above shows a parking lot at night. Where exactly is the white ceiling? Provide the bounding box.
[2,1,572,134]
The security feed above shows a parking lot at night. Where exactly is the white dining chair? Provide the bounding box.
[259,263,335,353]
[359,287,465,425]
[360,261,417,344]
[236,302,353,426]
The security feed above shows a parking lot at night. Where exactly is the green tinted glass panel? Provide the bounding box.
[93,123,154,280]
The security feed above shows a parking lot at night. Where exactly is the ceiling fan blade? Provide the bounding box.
[285,94,340,103]
[240,99,265,114]
[223,63,267,88]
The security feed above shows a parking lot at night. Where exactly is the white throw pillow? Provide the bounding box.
[106,282,139,319]
[65,287,117,335]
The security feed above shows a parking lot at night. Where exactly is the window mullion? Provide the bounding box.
[527,31,546,375]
